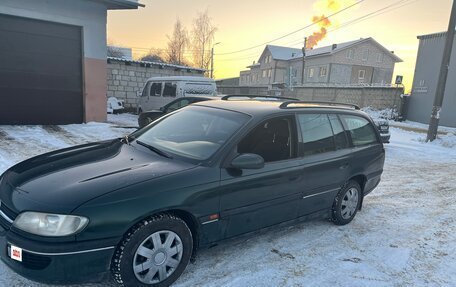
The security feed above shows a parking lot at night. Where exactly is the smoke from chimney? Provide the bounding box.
[306,0,358,49]
[307,15,331,49]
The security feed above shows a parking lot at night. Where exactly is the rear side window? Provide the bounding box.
[341,115,378,146]
[166,99,191,113]
[184,83,215,95]
[328,114,349,150]
[150,83,162,97]
[298,114,335,156]
[163,82,177,97]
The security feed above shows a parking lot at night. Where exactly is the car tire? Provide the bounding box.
[111,213,193,287]
[332,180,362,226]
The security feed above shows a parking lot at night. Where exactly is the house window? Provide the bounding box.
[358,70,366,80]
[268,69,272,78]
[320,67,327,77]
[262,70,267,78]
[264,55,272,64]
[309,68,314,78]
[292,68,298,77]
[362,49,369,61]
[419,80,425,86]
[376,53,383,63]
[346,49,354,59]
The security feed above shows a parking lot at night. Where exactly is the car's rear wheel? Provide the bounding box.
[111,214,193,287]
[332,180,362,225]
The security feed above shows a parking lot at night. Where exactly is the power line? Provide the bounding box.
[278,0,416,49]
[216,0,418,63]
[214,0,366,56]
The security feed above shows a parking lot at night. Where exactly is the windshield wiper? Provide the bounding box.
[136,140,173,159]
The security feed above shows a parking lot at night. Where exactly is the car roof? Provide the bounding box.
[193,98,363,117]
[146,76,215,83]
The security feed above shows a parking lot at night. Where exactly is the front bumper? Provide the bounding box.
[0,225,117,284]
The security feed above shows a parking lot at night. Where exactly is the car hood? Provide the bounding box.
[0,140,195,214]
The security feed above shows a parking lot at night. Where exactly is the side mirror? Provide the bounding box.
[230,154,265,170]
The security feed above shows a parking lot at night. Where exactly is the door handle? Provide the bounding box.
[339,163,349,170]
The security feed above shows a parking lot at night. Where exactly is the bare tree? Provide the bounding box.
[191,9,217,74]
[107,45,125,58]
[166,19,189,65]
[139,49,165,63]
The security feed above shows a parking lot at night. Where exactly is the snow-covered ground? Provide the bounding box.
[0,113,455,287]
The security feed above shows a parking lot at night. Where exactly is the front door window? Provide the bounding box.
[238,117,297,163]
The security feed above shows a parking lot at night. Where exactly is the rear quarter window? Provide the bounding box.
[341,115,379,147]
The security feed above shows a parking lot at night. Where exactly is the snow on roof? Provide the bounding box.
[107,57,206,72]
[266,45,303,60]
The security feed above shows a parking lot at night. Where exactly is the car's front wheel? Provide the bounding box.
[111,214,193,287]
[332,180,362,225]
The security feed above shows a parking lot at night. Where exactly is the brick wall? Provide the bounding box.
[106,58,204,110]
[217,85,404,113]
[283,86,404,111]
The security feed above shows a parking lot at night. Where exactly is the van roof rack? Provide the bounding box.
[221,95,298,101]
[279,101,360,110]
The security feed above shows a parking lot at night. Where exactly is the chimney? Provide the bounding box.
[332,44,337,50]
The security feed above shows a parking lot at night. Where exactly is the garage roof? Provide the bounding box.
[91,0,144,9]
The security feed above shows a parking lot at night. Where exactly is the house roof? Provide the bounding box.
[266,45,303,61]
[107,57,206,72]
[417,31,456,40]
[247,62,261,68]
[91,0,144,9]
[264,37,402,62]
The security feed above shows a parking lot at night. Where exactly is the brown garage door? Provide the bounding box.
[0,14,83,124]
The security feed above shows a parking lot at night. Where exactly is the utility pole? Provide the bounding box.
[301,37,307,85]
[426,0,456,142]
[210,47,214,79]
[210,42,221,79]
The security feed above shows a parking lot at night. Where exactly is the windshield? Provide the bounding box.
[135,106,250,160]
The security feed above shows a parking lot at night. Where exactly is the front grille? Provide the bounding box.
[22,252,52,270]
[7,245,52,270]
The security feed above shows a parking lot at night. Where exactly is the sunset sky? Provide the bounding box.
[107,0,454,91]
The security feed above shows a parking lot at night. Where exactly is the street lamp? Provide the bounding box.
[210,42,221,79]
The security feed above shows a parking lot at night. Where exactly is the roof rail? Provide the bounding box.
[221,95,298,101]
[279,101,360,110]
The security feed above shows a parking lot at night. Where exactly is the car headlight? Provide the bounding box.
[13,212,89,237]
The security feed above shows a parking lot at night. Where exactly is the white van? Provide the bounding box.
[137,76,217,113]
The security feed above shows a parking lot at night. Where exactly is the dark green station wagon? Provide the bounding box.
[0,97,385,286]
